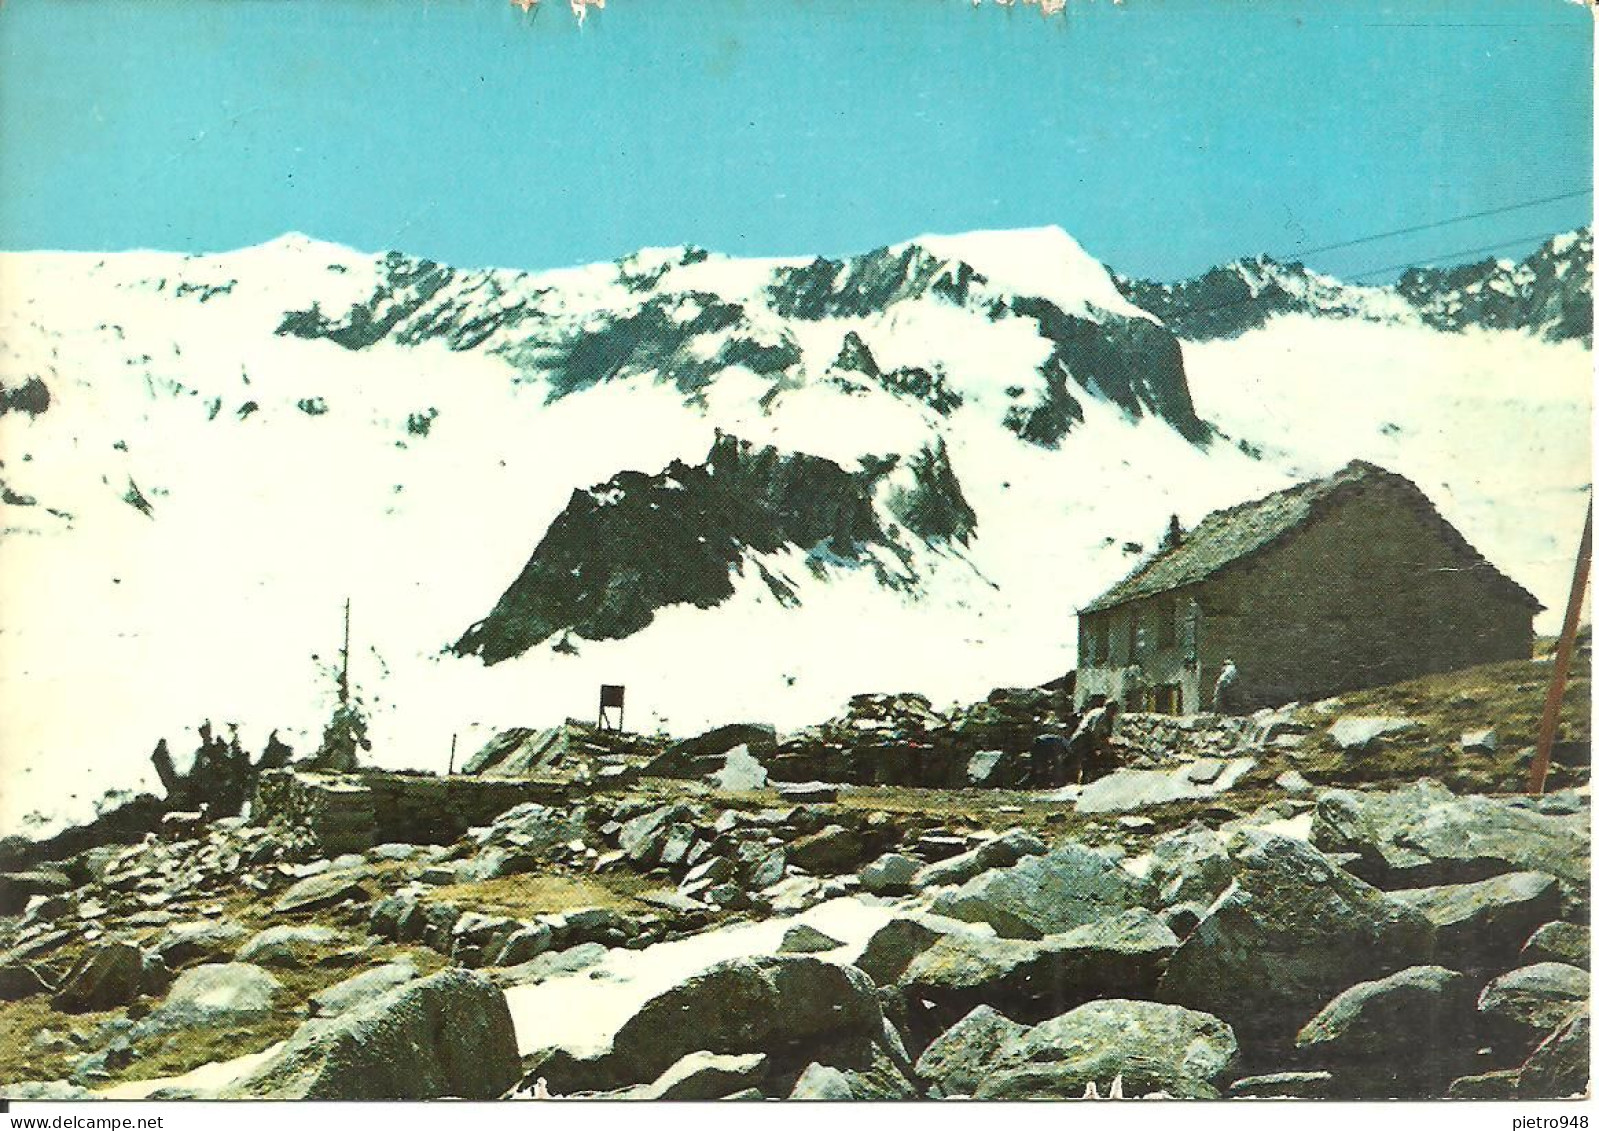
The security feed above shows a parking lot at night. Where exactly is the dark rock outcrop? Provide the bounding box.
[453,433,975,662]
[1477,963,1589,1052]
[899,908,1178,1027]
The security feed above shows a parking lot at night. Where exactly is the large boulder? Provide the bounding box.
[272,869,371,915]
[910,828,1045,891]
[49,940,147,1011]
[858,853,920,896]
[140,962,280,1033]
[236,925,343,968]
[973,999,1238,1100]
[1294,965,1478,1096]
[150,920,249,968]
[1311,782,1590,912]
[787,826,864,874]
[1144,825,1238,910]
[900,908,1178,1024]
[853,915,971,986]
[0,963,52,1001]
[1521,921,1590,968]
[779,925,844,955]
[1158,831,1434,1048]
[474,801,581,853]
[50,941,146,1013]
[450,912,520,964]
[222,969,519,1099]
[930,842,1144,939]
[1477,963,1589,1051]
[308,962,419,1018]
[913,1004,1029,1096]
[544,907,639,950]
[491,942,609,988]
[965,748,1027,787]
[1517,1006,1590,1099]
[898,932,1064,1027]
[488,922,555,967]
[617,804,695,865]
[605,956,892,1087]
[1389,872,1561,973]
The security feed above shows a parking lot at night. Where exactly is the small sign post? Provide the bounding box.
[598,684,626,732]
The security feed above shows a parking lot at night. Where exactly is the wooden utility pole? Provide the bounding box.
[448,733,458,776]
[339,598,352,708]
[1528,499,1593,795]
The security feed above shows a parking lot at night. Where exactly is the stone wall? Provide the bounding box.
[253,770,377,856]
[1201,480,1535,706]
[253,769,574,853]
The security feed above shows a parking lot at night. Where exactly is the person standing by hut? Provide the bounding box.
[1066,700,1120,784]
[1212,659,1242,714]
[1122,664,1146,714]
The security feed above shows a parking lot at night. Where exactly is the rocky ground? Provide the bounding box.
[0,652,1589,1102]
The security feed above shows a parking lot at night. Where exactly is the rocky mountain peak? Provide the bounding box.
[1117,229,1592,343]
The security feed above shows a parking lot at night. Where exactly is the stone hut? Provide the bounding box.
[1074,461,1541,713]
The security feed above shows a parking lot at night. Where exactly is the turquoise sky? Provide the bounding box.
[0,0,1591,280]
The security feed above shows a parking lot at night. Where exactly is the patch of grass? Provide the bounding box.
[0,992,121,1087]
[427,870,657,919]
[0,936,445,1090]
[109,940,445,1085]
[1286,653,1591,794]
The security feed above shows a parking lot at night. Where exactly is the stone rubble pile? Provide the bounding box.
[0,684,1587,1106]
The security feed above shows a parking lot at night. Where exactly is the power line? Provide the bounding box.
[1125,185,1593,327]
[1345,228,1581,282]
[1288,187,1591,260]
[1145,225,1583,326]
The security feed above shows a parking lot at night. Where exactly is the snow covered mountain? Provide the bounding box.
[1118,229,1592,343]
[0,226,1590,832]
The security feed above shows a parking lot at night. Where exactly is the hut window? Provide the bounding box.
[1085,620,1109,665]
[1157,599,1178,648]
